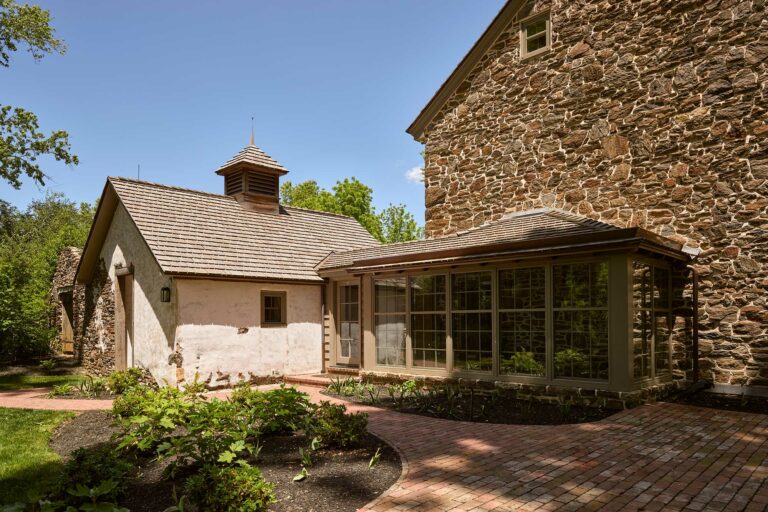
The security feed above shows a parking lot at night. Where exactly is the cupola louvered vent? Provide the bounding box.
[225,172,244,196]
[246,173,277,197]
[217,141,288,214]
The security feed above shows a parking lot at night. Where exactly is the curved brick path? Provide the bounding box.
[1,386,767,511]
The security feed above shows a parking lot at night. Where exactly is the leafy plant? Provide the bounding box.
[38,359,56,372]
[65,480,128,512]
[554,349,587,376]
[231,384,312,435]
[500,351,545,375]
[106,368,145,394]
[47,383,74,397]
[369,448,381,470]
[54,446,132,504]
[185,465,275,512]
[158,398,258,476]
[292,467,309,482]
[76,376,106,398]
[306,401,368,448]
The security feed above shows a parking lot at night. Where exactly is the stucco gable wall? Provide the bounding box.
[175,279,322,387]
[93,203,176,383]
[419,0,768,387]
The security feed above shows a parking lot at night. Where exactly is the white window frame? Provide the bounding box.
[519,10,552,60]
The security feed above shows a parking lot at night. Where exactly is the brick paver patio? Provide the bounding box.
[1,385,766,511]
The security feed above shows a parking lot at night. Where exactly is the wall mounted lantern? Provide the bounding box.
[161,286,171,303]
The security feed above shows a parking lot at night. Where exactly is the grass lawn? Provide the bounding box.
[0,373,84,391]
[0,408,75,504]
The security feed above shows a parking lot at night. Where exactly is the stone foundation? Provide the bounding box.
[78,260,116,376]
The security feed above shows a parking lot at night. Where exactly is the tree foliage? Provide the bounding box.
[0,193,95,361]
[0,0,78,189]
[281,178,422,244]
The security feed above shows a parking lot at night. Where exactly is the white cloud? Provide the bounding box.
[405,166,424,184]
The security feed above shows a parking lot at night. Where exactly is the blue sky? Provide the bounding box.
[2,0,504,222]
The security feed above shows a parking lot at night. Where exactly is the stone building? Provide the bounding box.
[50,247,85,358]
[405,0,767,392]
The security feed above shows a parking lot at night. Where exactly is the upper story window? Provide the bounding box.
[520,11,551,59]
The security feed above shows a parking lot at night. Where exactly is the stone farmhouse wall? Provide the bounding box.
[78,260,116,375]
[418,0,767,387]
[49,247,84,357]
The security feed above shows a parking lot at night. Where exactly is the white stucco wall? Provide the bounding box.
[100,204,177,384]
[175,279,322,387]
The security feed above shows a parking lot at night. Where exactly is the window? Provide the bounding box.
[374,278,406,366]
[553,262,609,380]
[338,284,359,359]
[451,272,493,372]
[498,267,546,376]
[520,12,551,59]
[411,275,447,368]
[261,291,286,326]
[633,262,671,379]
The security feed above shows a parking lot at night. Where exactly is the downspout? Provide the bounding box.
[691,266,699,383]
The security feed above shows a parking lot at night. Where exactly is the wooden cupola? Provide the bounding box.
[217,137,288,214]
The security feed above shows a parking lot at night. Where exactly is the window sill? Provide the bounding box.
[520,48,551,62]
[261,323,287,328]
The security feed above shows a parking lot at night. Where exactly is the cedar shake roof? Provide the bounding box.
[216,143,289,175]
[105,177,378,282]
[317,209,689,272]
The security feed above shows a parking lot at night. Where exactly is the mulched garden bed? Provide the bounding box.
[665,390,768,415]
[322,388,616,425]
[50,411,401,512]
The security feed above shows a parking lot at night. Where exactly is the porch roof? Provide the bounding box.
[317,209,691,273]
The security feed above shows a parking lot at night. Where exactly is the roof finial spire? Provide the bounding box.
[250,116,255,146]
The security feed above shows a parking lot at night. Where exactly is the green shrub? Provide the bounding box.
[76,376,107,398]
[38,359,57,372]
[55,446,133,504]
[159,398,259,476]
[185,464,275,512]
[48,383,74,397]
[307,401,367,448]
[106,368,144,394]
[113,386,200,453]
[231,384,312,434]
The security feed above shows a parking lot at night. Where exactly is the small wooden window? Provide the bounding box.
[261,291,286,327]
[520,12,551,60]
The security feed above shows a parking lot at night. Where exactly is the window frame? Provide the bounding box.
[373,277,408,367]
[519,10,552,60]
[260,290,287,327]
[631,258,673,381]
[410,274,448,369]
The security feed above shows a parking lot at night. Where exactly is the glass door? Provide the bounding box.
[337,283,360,366]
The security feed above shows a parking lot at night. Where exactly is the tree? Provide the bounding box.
[0,0,78,189]
[378,204,422,244]
[280,178,422,244]
[0,193,94,361]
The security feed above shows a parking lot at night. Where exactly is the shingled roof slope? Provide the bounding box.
[109,177,378,282]
[217,143,288,174]
[318,209,662,271]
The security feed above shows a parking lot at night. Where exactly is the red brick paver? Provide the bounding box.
[301,388,768,512]
[0,387,113,411]
[1,385,766,511]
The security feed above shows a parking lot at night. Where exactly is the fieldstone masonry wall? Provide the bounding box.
[78,260,116,375]
[49,247,84,358]
[418,0,767,386]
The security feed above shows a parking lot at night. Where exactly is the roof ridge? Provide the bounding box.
[543,209,619,230]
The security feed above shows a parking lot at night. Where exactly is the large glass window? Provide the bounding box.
[374,278,406,366]
[633,262,671,379]
[451,272,493,372]
[338,284,359,360]
[498,267,546,376]
[410,275,447,368]
[553,262,609,380]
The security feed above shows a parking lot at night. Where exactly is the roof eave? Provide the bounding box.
[318,228,690,275]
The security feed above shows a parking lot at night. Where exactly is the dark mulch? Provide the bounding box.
[323,389,616,425]
[50,411,401,512]
[666,390,768,415]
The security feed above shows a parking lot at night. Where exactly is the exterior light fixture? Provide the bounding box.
[161,286,171,303]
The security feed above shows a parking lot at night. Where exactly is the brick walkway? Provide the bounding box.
[0,387,113,411]
[1,386,766,511]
